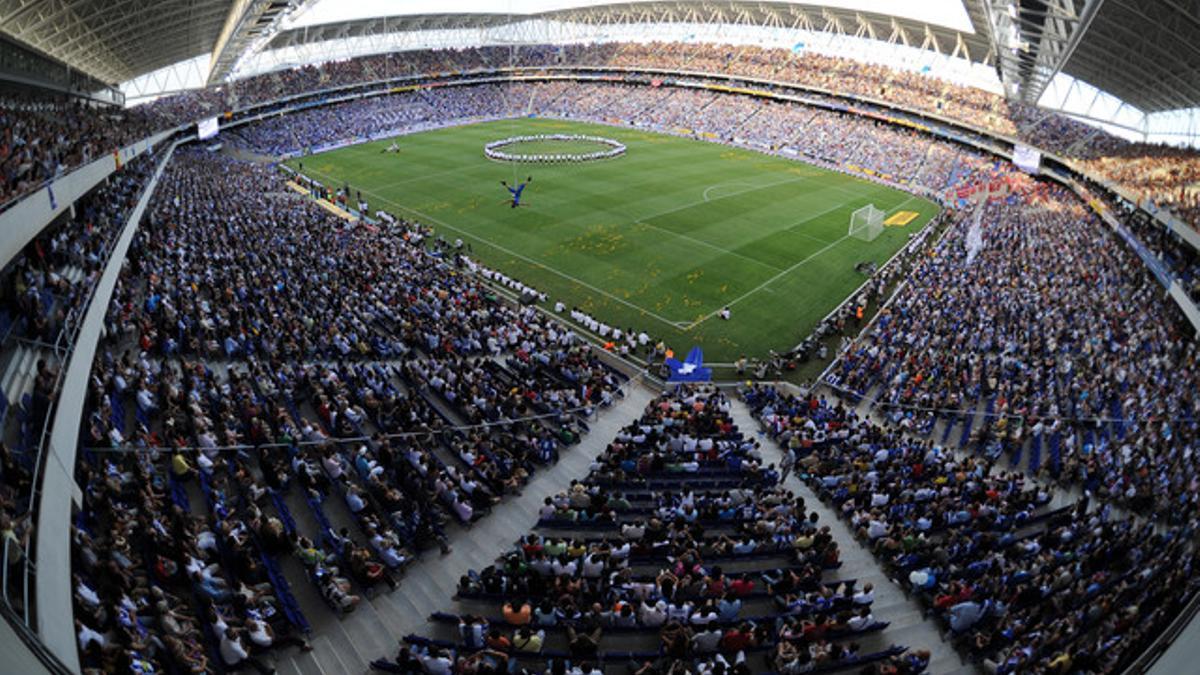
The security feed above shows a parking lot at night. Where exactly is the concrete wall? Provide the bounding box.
[0,129,175,271]
[34,140,178,673]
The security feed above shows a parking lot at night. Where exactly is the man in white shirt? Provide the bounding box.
[847,607,874,632]
[246,616,311,652]
[621,520,645,541]
[852,582,875,606]
[219,628,273,674]
[76,620,107,651]
[692,626,723,653]
[638,600,667,627]
[866,517,889,540]
[417,646,455,675]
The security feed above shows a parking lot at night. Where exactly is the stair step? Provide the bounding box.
[0,347,25,397]
[323,621,371,673]
[367,592,410,638]
[284,648,328,675]
[309,635,353,675]
[339,604,395,665]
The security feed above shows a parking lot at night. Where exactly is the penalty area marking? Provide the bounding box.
[684,233,852,331]
[683,193,930,331]
[702,182,755,202]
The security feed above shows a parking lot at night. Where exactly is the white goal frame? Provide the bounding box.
[849,204,885,242]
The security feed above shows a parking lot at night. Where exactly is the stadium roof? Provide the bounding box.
[1,0,1198,115]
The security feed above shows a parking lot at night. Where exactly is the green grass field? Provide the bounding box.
[290,118,938,364]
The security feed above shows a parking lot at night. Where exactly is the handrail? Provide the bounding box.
[0,134,183,674]
[1121,584,1200,674]
[1,536,69,675]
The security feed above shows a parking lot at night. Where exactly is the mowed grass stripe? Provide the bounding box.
[291,118,939,361]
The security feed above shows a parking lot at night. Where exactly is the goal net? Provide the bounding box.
[849,204,885,242]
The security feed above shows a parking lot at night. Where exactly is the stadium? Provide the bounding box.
[1,0,1199,674]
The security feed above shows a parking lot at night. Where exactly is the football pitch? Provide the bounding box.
[289,117,939,364]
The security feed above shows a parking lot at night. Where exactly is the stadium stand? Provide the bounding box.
[379,385,931,675]
[742,384,1200,673]
[2,3,1200,674]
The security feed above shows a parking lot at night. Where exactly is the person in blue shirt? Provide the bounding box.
[501,176,533,208]
[717,593,742,621]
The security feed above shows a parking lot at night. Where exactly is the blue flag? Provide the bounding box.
[47,181,57,210]
[665,346,712,382]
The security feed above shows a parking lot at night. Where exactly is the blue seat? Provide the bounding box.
[1028,434,1042,474]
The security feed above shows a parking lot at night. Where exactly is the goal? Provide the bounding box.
[849,204,885,242]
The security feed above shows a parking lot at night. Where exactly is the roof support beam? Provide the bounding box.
[208,0,314,84]
[981,0,1106,105]
[1026,0,1106,103]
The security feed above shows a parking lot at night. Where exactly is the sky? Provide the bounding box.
[287,0,975,34]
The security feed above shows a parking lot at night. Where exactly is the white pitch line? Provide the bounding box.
[702,181,754,202]
[686,233,852,330]
[608,174,831,275]
[629,173,811,225]
[301,169,689,330]
[684,192,931,330]
[632,220,783,274]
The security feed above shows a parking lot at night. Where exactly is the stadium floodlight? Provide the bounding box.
[849,204,885,242]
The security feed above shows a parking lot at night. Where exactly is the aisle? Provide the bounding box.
[278,380,658,675]
[725,396,978,675]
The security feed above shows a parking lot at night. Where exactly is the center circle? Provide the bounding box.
[484,134,626,163]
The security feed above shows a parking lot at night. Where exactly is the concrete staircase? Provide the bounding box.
[264,381,981,674]
[56,265,87,286]
[1,344,40,415]
[725,396,979,675]
[271,381,657,674]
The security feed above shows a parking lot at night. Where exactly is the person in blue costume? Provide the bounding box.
[501,176,532,208]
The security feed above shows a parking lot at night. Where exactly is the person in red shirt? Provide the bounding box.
[705,569,727,597]
[728,575,755,597]
[719,622,756,655]
[801,615,829,641]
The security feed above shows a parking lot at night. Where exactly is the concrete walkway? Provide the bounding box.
[275,379,657,675]
[273,381,978,675]
[726,396,978,675]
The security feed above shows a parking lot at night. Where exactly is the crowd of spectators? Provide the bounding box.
[819,171,1200,522]
[0,92,166,207]
[8,40,1200,230]
[0,143,171,617]
[744,385,1200,674]
[226,80,988,206]
[1079,146,1200,226]
[70,147,639,671]
[377,385,929,675]
[6,34,1189,675]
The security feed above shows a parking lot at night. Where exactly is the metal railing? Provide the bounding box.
[0,136,180,673]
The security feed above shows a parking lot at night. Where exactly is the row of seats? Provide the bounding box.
[376,386,930,674]
[744,384,1200,674]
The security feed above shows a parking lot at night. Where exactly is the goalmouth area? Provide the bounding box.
[288,117,939,363]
